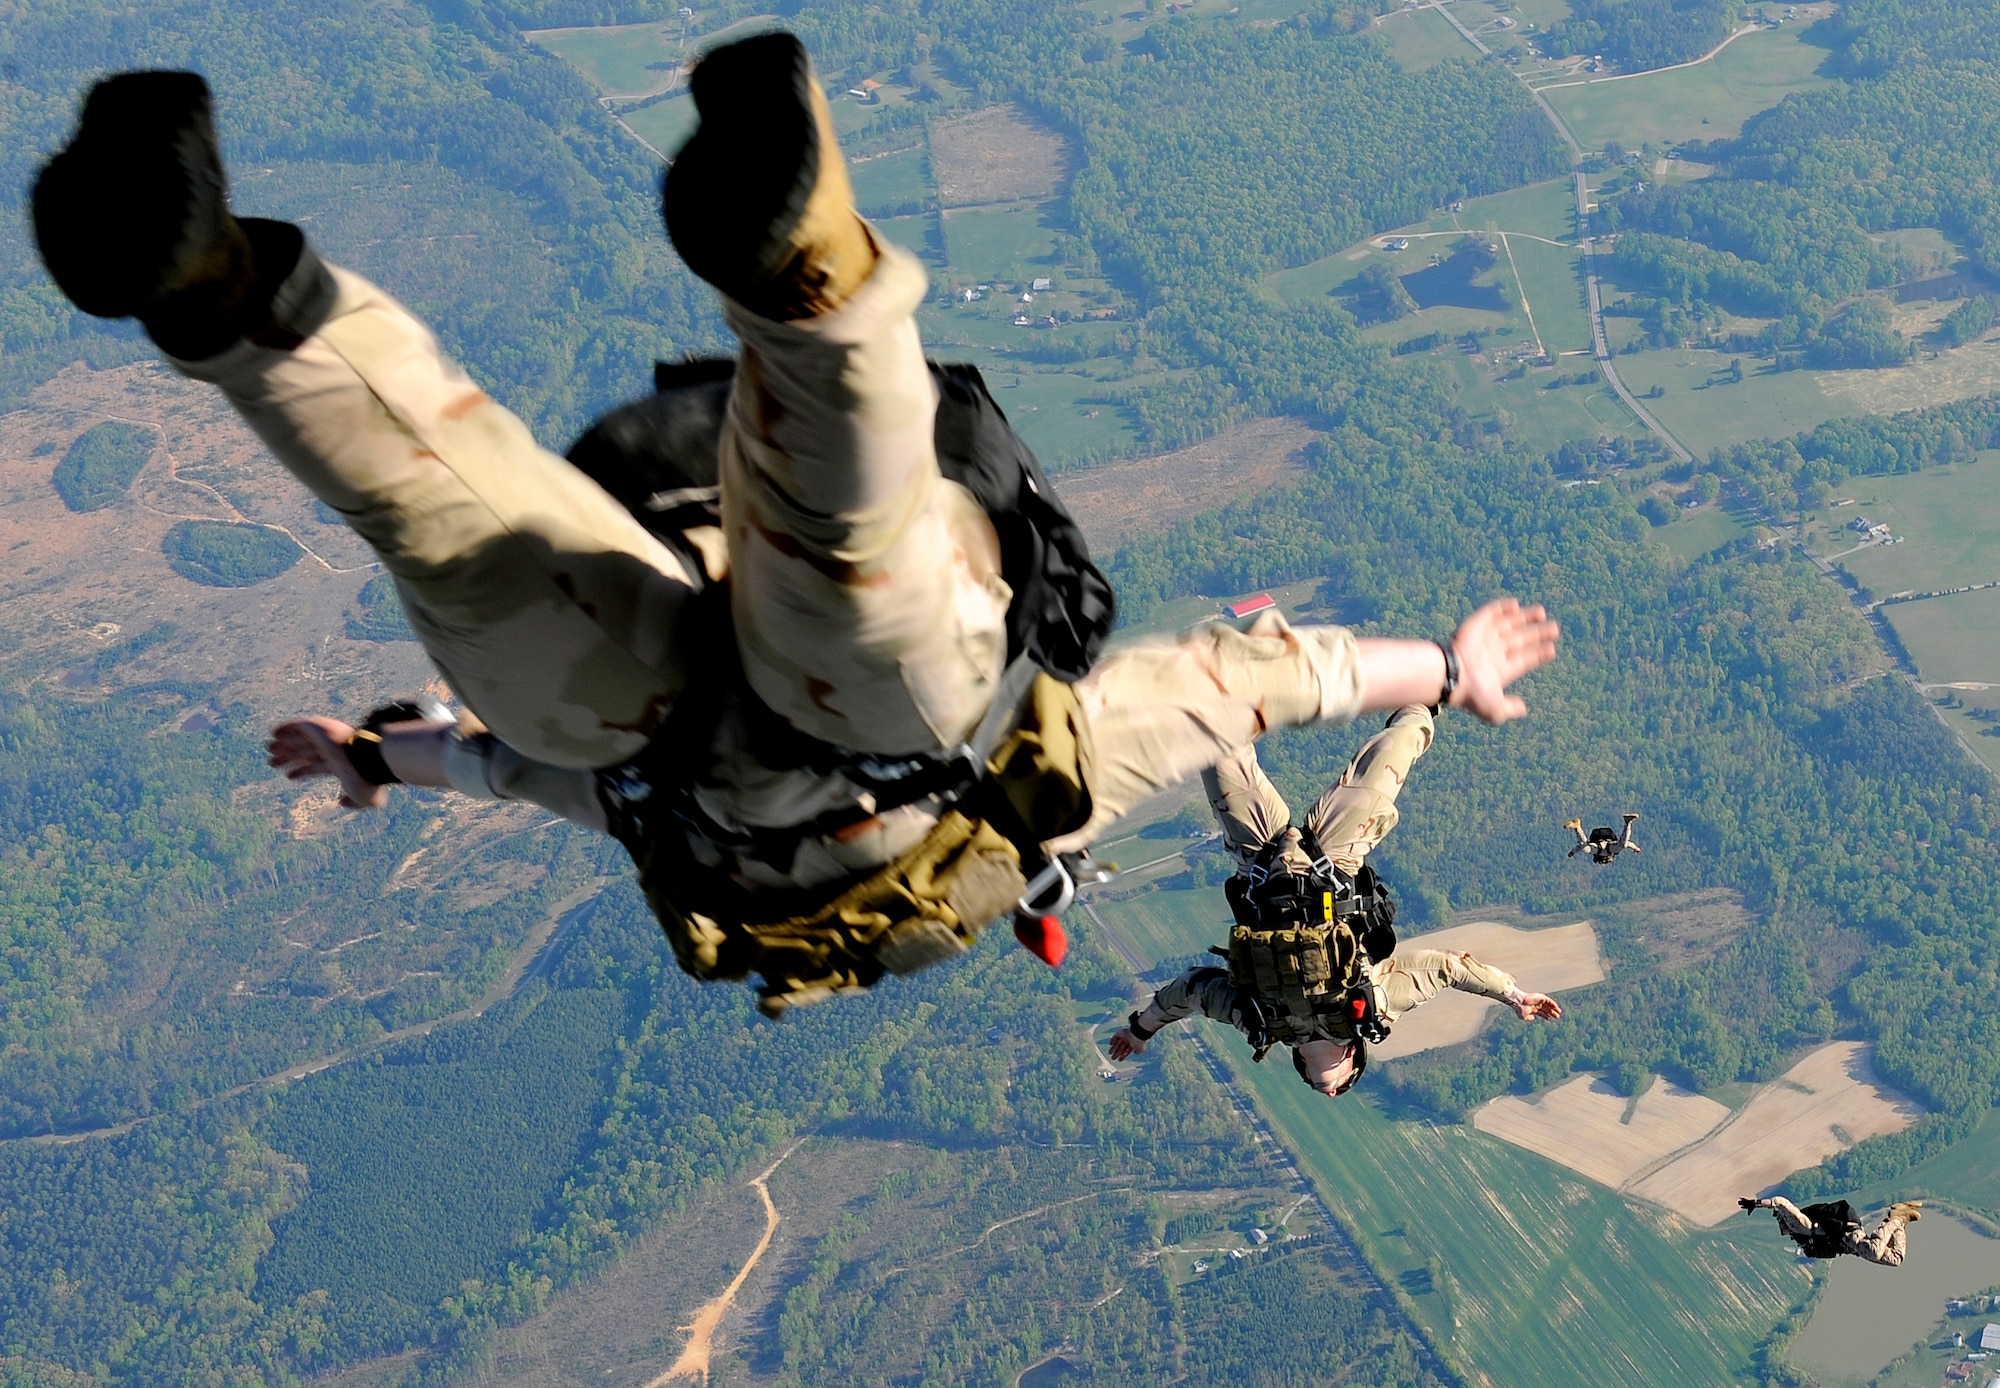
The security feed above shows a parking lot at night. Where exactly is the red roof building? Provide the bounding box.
[1224,593,1276,619]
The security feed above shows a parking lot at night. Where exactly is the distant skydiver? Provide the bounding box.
[1739,1196,1922,1267]
[1565,813,1639,865]
[1108,705,1563,1095]
[33,45,1557,1016]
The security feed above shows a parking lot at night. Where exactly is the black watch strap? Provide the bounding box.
[1435,640,1461,709]
[345,729,401,786]
[1127,1010,1158,1041]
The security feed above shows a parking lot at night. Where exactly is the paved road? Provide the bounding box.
[1429,0,1696,463]
[1575,174,1695,463]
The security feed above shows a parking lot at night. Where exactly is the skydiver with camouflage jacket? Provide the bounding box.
[1109,695,1561,1095]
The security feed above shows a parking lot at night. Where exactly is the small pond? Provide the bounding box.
[1399,256,1509,312]
[1790,1213,2000,1386]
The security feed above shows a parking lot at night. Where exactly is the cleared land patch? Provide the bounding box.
[1370,919,1605,1061]
[1883,586,2000,684]
[929,104,1070,207]
[1815,335,2000,415]
[1540,23,1837,151]
[1475,1074,1730,1188]
[1628,1041,1924,1226]
[1057,416,1315,551]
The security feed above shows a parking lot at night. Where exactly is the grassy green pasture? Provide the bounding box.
[1850,1106,2000,1219]
[1882,588,2000,684]
[621,96,698,158]
[1438,351,1646,454]
[1375,6,1470,73]
[942,201,1061,279]
[1612,349,1859,454]
[873,212,938,261]
[1507,235,1591,355]
[1267,180,1573,316]
[1088,887,1230,968]
[528,20,689,99]
[849,146,932,215]
[1220,1043,1810,1388]
[1657,503,1751,562]
[1509,0,1574,27]
[1540,24,1837,152]
[1823,453,2000,597]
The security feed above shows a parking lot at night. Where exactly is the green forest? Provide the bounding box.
[161,521,304,587]
[4,0,2000,1382]
[48,421,153,512]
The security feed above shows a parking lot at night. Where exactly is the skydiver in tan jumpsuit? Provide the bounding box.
[32,43,1559,1009]
[1110,694,1560,1093]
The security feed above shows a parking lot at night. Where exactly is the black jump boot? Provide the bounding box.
[32,70,300,359]
[662,32,875,320]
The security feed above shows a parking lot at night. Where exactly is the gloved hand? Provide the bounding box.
[1738,1197,1762,1215]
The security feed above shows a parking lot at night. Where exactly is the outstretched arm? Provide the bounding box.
[268,714,608,830]
[1376,948,1563,1022]
[1108,966,1237,1059]
[267,715,454,809]
[1356,598,1560,725]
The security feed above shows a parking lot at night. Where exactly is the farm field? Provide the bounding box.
[1627,1042,1925,1225]
[1540,22,1838,151]
[1475,1074,1730,1188]
[940,201,1062,281]
[1824,452,2000,597]
[1218,1041,1812,1388]
[928,103,1069,206]
[1368,919,1605,1060]
[1505,234,1591,355]
[1374,5,1473,73]
[849,144,932,215]
[618,95,698,159]
[1611,349,1860,454]
[1883,587,2000,684]
[1439,351,1648,455]
[1656,502,1752,563]
[527,14,776,100]
[1850,1106,2000,1219]
[1790,1214,2000,1388]
[1816,334,2000,416]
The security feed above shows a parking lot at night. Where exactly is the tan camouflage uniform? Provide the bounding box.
[1767,1197,1912,1267]
[173,238,1365,893]
[1134,707,1521,1045]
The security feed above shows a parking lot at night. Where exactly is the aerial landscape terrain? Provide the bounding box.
[4,0,2000,1385]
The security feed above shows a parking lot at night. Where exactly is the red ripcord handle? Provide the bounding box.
[1013,913,1068,968]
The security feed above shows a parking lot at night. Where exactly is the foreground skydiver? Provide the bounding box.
[33,40,1558,1015]
[1109,695,1562,1094]
[1739,1195,1923,1267]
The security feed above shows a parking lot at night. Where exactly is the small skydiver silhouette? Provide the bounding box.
[1565,813,1639,864]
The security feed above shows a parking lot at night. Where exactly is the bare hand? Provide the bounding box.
[1108,1028,1146,1061]
[267,717,387,810]
[1450,597,1560,724]
[1511,991,1562,1022]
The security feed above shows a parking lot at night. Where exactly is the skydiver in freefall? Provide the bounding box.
[1109,701,1561,1095]
[31,38,1559,1015]
[1739,1195,1923,1267]
[1565,813,1639,864]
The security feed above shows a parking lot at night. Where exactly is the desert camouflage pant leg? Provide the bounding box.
[721,243,1012,756]
[173,244,699,768]
[1201,702,1434,873]
[174,237,1011,770]
[1848,1212,1910,1267]
[1050,613,1365,854]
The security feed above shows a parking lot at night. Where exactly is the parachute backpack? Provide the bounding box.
[563,359,1116,1015]
[1215,827,1399,1062]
